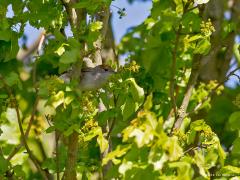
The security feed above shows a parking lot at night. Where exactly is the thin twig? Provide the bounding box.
[106,118,116,140]
[186,5,199,13]
[25,96,40,138]
[183,144,208,156]
[0,75,47,179]
[7,95,39,161]
[55,131,60,180]
[106,94,119,139]
[111,4,122,11]
[187,66,240,116]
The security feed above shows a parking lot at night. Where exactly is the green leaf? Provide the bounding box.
[122,96,136,121]
[163,136,183,161]
[97,133,109,153]
[55,43,69,56]
[232,137,240,155]
[45,126,56,133]
[182,12,201,32]
[0,32,19,61]
[0,155,9,173]
[194,39,211,55]
[144,93,153,110]
[169,161,193,179]
[218,165,240,175]
[217,141,226,166]
[73,0,104,13]
[90,21,103,32]
[222,21,236,39]
[102,145,131,166]
[13,165,25,177]
[233,43,240,64]
[0,30,11,41]
[5,72,22,89]
[126,78,144,102]
[0,94,8,98]
[229,111,240,130]
[73,1,90,9]
[59,48,80,64]
[84,127,101,142]
[144,18,156,30]
[64,124,80,136]
[42,158,56,171]
[47,91,65,108]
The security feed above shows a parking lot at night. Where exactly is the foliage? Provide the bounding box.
[0,0,240,179]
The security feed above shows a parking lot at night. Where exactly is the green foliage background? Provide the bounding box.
[0,0,240,179]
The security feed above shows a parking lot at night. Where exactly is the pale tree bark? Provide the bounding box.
[174,0,240,129]
[102,15,118,65]
[60,1,117,179]
[99,15,118,178]
[199,0,240,82]
[60,1,86,180]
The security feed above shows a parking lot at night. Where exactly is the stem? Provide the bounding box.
[111,4,122,11]
[55,131,60,180]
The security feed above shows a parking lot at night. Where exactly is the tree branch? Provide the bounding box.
[170,25,182,119]
[94,7,111,66]
[169,2,192,121]
[62,132,79,180]
[173,55,202,130]
[60,2,86,179]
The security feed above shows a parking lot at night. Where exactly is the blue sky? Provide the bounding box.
[111,0,152,43]
[6,0,239,87]
[7,0,152,46]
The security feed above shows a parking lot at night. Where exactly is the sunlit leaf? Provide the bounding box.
[126,78,144,102]
[97,133,109,153]
[229,111,240,130]
[194,38,211,55]
[59,48,80,64]
[195,0,210,4]
[0,155,9,173]
[90,21,103,32]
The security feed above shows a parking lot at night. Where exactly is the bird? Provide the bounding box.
[60,65,115,91]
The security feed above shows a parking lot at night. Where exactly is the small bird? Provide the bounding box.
[60,65,115,91]
[79,65,115,91]
[16,31,115,91]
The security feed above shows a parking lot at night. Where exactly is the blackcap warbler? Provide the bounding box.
[79,65,115,91]
[61,65,115,91]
